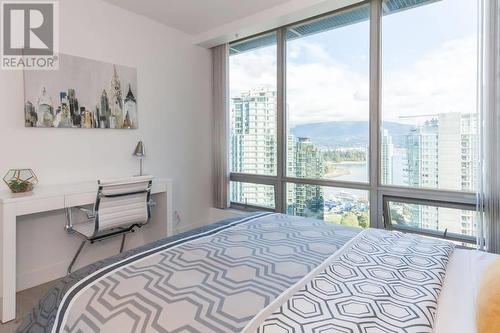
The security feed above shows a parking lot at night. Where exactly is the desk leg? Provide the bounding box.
[166,182,173,237]
[0,203,16,323]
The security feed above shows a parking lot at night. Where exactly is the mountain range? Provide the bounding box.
[290,121,414,148]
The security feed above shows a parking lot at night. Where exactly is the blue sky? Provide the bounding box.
[289,0,477,73]
[382,0,477,71]
[230,0,479,125]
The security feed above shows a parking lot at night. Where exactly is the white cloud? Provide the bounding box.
[286,41,369,125]
[382,37,477,123]
[229,46,277,96]
[229,36,477,127]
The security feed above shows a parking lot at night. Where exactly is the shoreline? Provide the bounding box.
[330,161,367,165]
[324,161,367,179]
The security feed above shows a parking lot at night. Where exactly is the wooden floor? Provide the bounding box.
[0,279,60,333]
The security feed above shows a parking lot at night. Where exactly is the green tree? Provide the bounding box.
[391,210,406,225]
[327,213,342,225]
[341,212,359,227]
[357,212,369,228]
[323,149,367,163]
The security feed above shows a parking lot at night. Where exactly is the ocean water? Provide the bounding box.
[328,162,368,183]
[323,162,369,202]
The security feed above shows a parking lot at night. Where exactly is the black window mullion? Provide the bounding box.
[276,27,287,213]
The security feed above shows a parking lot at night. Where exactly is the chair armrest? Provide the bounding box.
[76,206,96,219]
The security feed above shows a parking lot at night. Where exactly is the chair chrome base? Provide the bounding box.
[120,233,126,253]
[67,241,86,275]
[66,230,135,274]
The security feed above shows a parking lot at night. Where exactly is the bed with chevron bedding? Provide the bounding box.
[17,212,457,333]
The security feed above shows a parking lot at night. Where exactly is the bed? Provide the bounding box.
[16,212,498,333]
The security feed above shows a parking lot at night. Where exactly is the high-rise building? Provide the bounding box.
[391,148,408,186]
[94,105,101,128]
[58,92,73,128]
[25,101,37,127]
[437,113,477,236]
[124,85,137,128]
[230,88,277,207]
[404,119,439,230]
[381,129,394,185]
[110,66,124,129]
[293,137,324,179]
[406,118,439,189]
[405,113,477,235]
[37,87,54,127]
[68,89,80,126]
[81,107,93,129]
[230,88,277,175]
[287,137,324,219]
[100,90,110,128]
[230,89,324,212]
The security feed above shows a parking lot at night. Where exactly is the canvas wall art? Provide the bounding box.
[24,53,138,129]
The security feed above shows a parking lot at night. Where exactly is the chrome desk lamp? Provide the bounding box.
[133,140,146,176]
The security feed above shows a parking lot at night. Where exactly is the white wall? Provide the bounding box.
[0,0,213,290]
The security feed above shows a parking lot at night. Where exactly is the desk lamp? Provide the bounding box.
[133,140,145,176]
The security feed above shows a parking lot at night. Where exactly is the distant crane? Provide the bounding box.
[398,114,438,119]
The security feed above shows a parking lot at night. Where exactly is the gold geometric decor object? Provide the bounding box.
[3,169,38,193]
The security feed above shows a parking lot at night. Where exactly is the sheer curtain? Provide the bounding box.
[479,0,500,253]
[212,44,230,209]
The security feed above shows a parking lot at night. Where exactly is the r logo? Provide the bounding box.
[2,2,54,56]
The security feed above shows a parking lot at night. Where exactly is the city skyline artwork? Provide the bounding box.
[24,53,138,129]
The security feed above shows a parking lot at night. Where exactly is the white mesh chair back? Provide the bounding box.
[95,176,153,233]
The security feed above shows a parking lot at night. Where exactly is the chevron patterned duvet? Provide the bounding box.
[17,212,455,333]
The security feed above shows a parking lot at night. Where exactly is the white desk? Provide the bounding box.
[0,177,173,323]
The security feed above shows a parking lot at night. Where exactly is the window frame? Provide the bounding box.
[382,195,477,245]
[228,0,479,242]
[228,32,278,178]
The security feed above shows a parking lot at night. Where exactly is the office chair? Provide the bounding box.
[65,176,154,274]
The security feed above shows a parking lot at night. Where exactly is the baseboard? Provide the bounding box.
[17,261,67,292]
[208,207,244,221]
[174,221,209,234]
[173,208,243,234]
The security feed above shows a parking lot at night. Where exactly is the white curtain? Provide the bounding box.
[212,44,230,209]
[479,0,500,253]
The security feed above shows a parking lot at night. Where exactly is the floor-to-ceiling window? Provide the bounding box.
[229,33,277,208]
[228,0,479,245]
[380,0,479,243]
[284,4,371,227]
